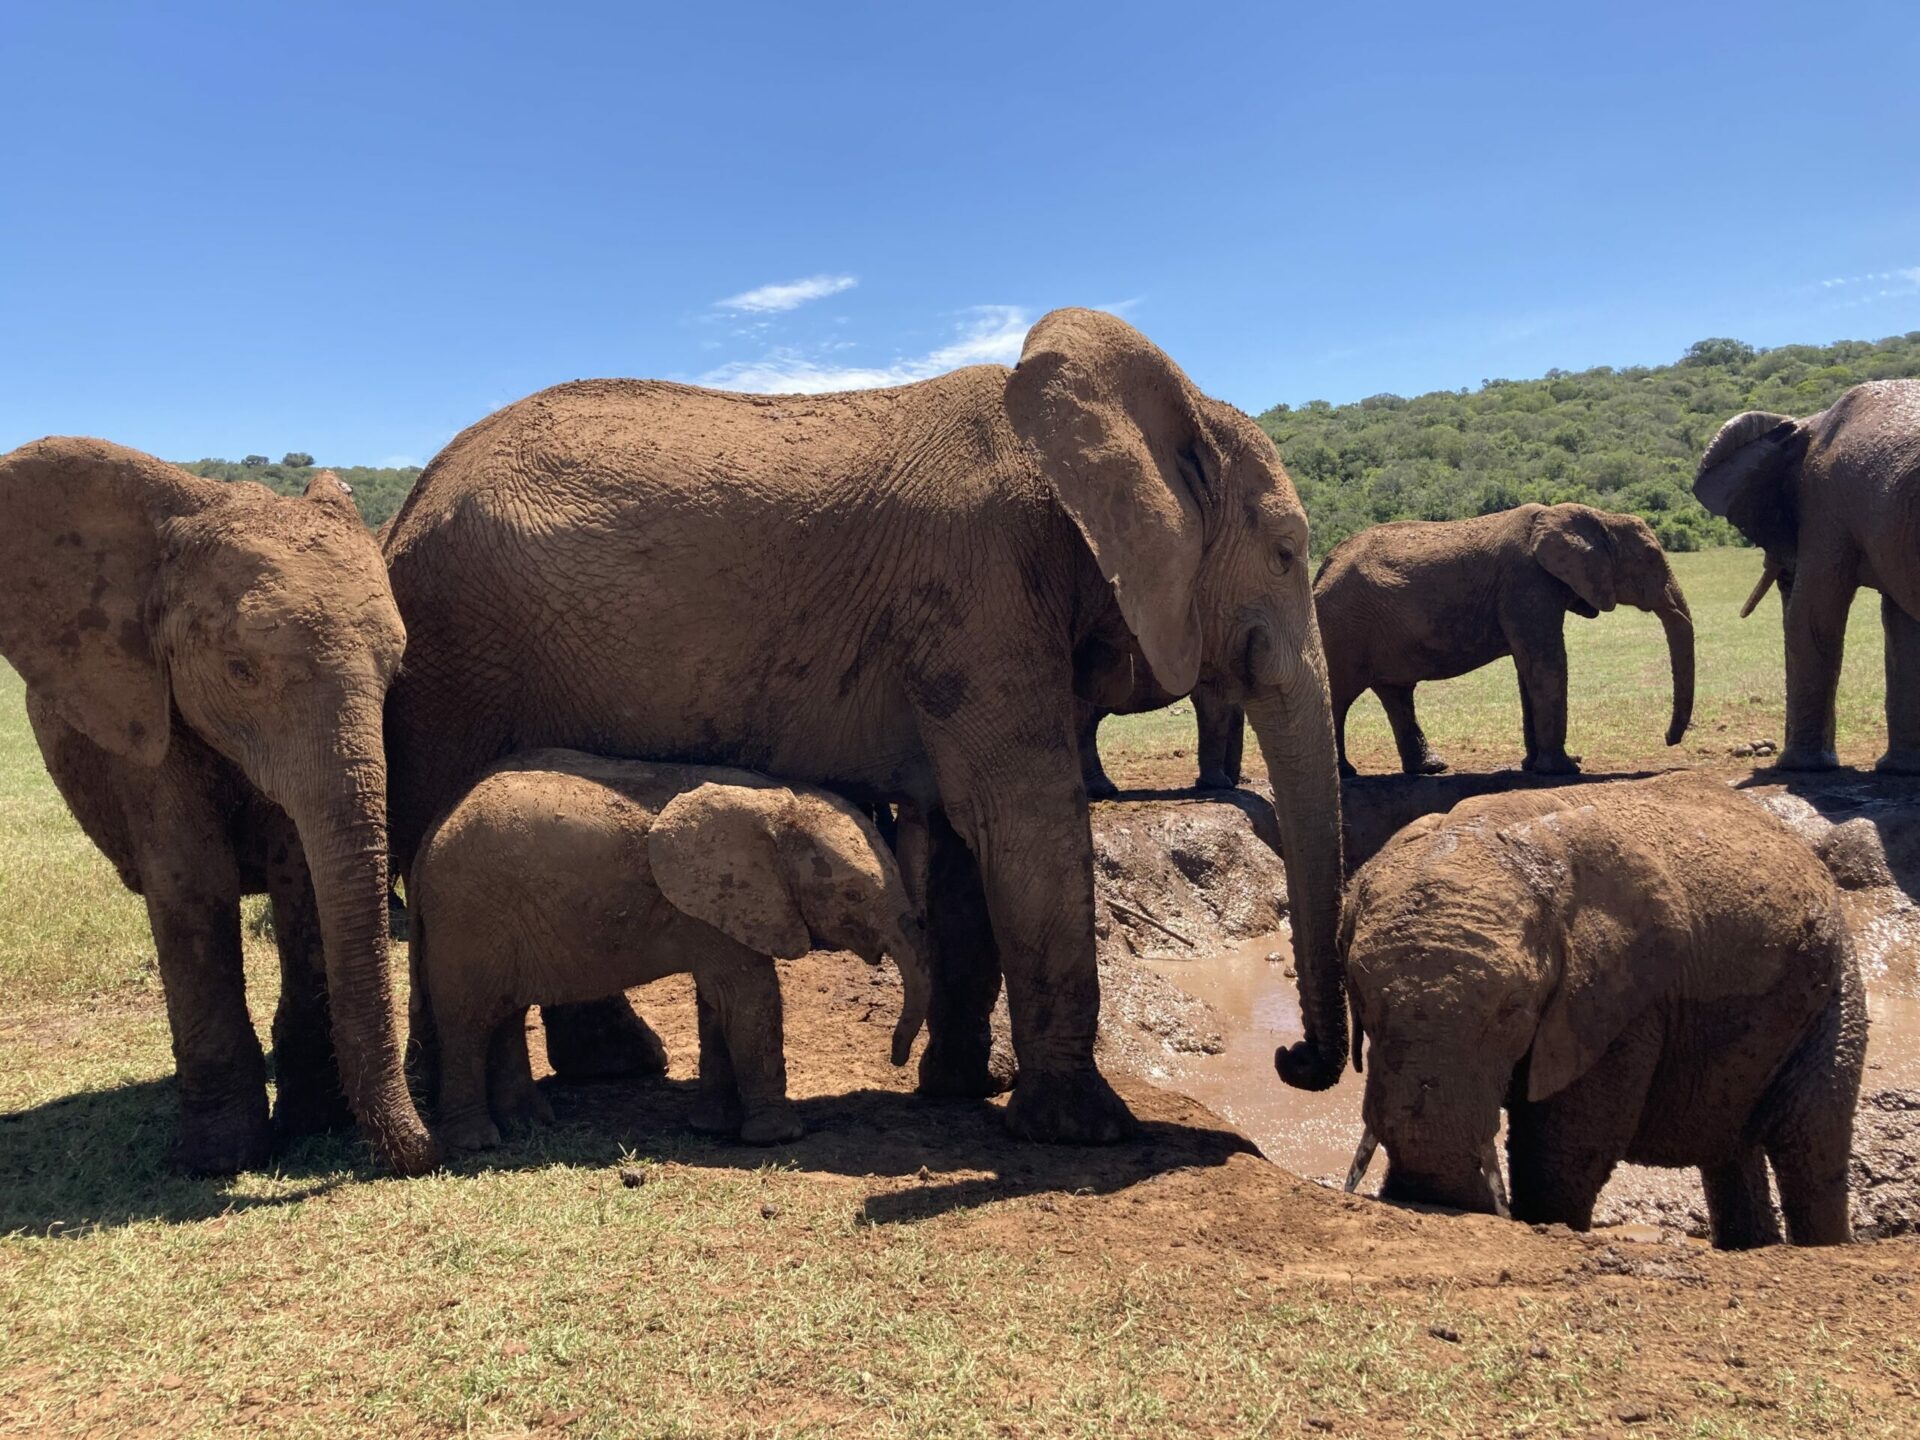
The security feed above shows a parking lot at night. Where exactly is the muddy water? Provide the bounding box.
[1145,933,1920,1189]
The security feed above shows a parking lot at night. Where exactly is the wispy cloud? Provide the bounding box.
[716,273,858,314]
[377,453,423,469]
[1816,265,1920,309]
[699,305,1031,394]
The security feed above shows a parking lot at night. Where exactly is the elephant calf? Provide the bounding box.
[1314,503,1694,776]
[411,751,932,1151]
[1342,772,1864,1248]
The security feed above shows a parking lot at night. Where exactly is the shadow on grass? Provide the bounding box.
[0,1074,364,1236]
[1,1068,1255,1235]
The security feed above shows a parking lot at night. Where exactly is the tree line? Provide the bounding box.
[1259,330,1920,554]
[180,329,1920,546]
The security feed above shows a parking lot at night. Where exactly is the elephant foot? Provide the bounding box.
[439,1108,502,1153]
[494,1085,555,1133]
[1522,754,1580,777]
[1003,1068,1136,1145]
[540,998,670,1083]
[689,1086,745,1137]
[269,1070,354,1141]
[1773,746,1840,773]
[174,1093,273,1176]
[917,1034,1013,1100]
[1084,774,1119,802]
[1337,759,1358,779]
[739,1104,805,1145]
[1195,768,1236,791]
[1416,754,1449,776]
[1875,749,1920,776]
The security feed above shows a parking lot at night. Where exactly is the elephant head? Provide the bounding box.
[1339,795,1681,1214]
[0,437,437,1174]
[1693,410,1809,614]
[1007,308,1348,1090]
[1529,504,1694,746]
[648,781,933,1064]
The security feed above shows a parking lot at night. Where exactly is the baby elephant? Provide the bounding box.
[1341,772,1864,1248]
[412,750,932,1151]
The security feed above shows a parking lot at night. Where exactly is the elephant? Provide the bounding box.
[379,307,1349,1143]
[1340,772,1864,1248]
[1313,503,1695,776]
[1074,678,1245,799]
[1694,380,1920,773]
[0,440,436,1175]
[410,750,931,1150]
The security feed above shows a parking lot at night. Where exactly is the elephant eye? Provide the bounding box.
[227,657,261,688]
[1270,542,1296,576]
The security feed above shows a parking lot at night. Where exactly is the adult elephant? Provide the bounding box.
[1314,503,1694,776]
[1074,679,1245,799]
[1694,380,1920,772]
[0,440,436,1175]
[382,308,1349,1139]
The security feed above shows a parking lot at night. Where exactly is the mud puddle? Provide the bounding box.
[1142,934,1363,1185]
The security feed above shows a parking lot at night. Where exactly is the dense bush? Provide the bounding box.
[1260,331,1920,555]
[179,458,422,529]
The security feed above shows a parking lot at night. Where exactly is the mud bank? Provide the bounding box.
[1094,768,1920,1241]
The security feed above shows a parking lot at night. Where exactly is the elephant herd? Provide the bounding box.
[2,308,1915,1250]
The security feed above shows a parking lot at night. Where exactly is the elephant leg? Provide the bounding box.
[539,996,670,1083]
[1374,684,1446,775]
[1878,595,1920,774]
[926,725,1132,1144]
[436,1017,501,1152]
[141,830,272,1175]
[1506,1023,1659,1229]
[688,986,745,1136]
[1507,618,1577,774]
[915,805,1009,1101]
[1700,1149,1783,1250]
[486,1009,552,1131]
[263,835,353,1140]
[1332,690,1357,779]
[1074,699,1117,801]
[1777,571,1852,770]
[704,960,801,1145]
[1193,686,1246,789]
[1762,961,1864,1245]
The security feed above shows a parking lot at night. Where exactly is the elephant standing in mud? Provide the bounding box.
[411,751,931,1150]
[1314,503,1695,776]
[1694,380,1920,773]
[381,308,1350,1142]
[1342,773,1864,1248]
[0,440,435,1175]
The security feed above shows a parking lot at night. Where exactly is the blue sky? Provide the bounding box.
[2,1,1915,466]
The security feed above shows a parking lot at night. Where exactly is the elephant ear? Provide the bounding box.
[1006,308,1206,697]
[1694,411,1802,542]
[648,782,812,960]
[0,438,186,766]
[1527,900,1669,1102]
[1530,505,1619,615]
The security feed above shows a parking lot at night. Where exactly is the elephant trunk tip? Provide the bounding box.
[1275,1037,1345,1092]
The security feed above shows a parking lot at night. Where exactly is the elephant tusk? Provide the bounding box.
[1481,1145,1511,1220]
[1344,1126,1379,1193]
[1739,560,1780,619]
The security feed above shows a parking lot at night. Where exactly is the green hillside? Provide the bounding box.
[1259,331,1920,555]
[178,457,421,530]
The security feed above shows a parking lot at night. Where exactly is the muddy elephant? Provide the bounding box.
[1075,679,1245,798]
[1313,503,1694,776]
[411,751,931,1150]
[1695,380,1920,772]
[0,440,435,1175]
[381,308,1349,1142]
[1342,772,1864,1248]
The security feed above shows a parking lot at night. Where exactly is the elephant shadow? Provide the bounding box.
[0,1073,361,1236]
[478,1072,1259,1225]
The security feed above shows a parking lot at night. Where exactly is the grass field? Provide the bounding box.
[1102,547,1892,781]
[4,547,1919,1437]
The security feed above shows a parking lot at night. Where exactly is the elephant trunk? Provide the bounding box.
[889,925,934,1067]
[1243,638,1348,1092]
[1652,577,1695,746]
[284,714,439,1176]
